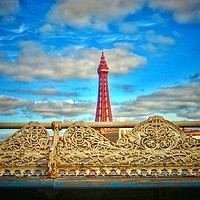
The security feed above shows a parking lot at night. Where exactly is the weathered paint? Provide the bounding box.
[53,177,200,189]
[0,177,53,188]
[0,177,200,189]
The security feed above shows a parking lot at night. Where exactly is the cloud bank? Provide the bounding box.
[1,77,200,121]
[39,0,200,34]
[47,0,144,30]
[114,82,200,120]
[0,95,30,115]
[149,0,200,23]
[0,0,19,22]
[0,41,146,82]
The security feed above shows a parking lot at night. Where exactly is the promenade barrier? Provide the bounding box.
[0,116,200,188]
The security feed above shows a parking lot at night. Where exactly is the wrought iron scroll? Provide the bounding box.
[0,122,51,176]
[0,116,200,177]
[56,116,200,177]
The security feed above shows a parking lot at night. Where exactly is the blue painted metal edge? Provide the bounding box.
[0,177,200,189]
[53,177,200,189]
[0,177,53,188]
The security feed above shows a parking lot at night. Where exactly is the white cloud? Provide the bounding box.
[65,99,75,104]
[141,43,158,52]
[119,22,138,33]
[47,0,144,30]
[142,30,176,53]
[39,23,63,35]
[148,0,200,23]
[10,24,27,34]
[0,41,146,82]
[114,82,200,120]
[0,62,13,74]
[178,108,200,120]
[0,95,30,115]
[146,30,175,45]
[27,100,95,118]
[41,0,200,34]
[0,0,19,22]
[1,80,200,121]
[0,95,95,120]
[103,49,146,75]
[114,42,135,50]
[39,23,55,33]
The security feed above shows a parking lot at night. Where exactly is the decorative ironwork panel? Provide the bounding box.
[56,116,200,177]
[0,116,199,177]
[57,122,119,166]
[116,116,200,166]
[0,123,51,176]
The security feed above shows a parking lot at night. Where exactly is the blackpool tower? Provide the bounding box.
[95,51,113,122]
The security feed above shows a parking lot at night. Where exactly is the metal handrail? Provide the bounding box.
[0,121,200,129]
[0,117,200,180]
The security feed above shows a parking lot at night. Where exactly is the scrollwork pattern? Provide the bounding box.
[0,124,51,167]
[56,116,200,171]
[0,116,199,177]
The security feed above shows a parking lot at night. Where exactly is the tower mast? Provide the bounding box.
[95,51,113,122]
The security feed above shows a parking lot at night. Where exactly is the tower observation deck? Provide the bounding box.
[95,51,113,122]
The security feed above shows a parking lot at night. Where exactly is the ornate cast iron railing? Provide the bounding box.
[0,116,200,178]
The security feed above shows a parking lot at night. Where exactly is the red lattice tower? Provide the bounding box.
[95,51,113,122]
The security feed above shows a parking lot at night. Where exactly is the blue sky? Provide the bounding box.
[0,0,200,125]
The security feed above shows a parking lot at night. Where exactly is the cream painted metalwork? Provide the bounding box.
[0,116,200,178]
[0,122,52,176]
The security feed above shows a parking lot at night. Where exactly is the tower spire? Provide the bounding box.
[95,51,113,122]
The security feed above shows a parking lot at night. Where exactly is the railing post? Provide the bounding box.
[47,121,62,178]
